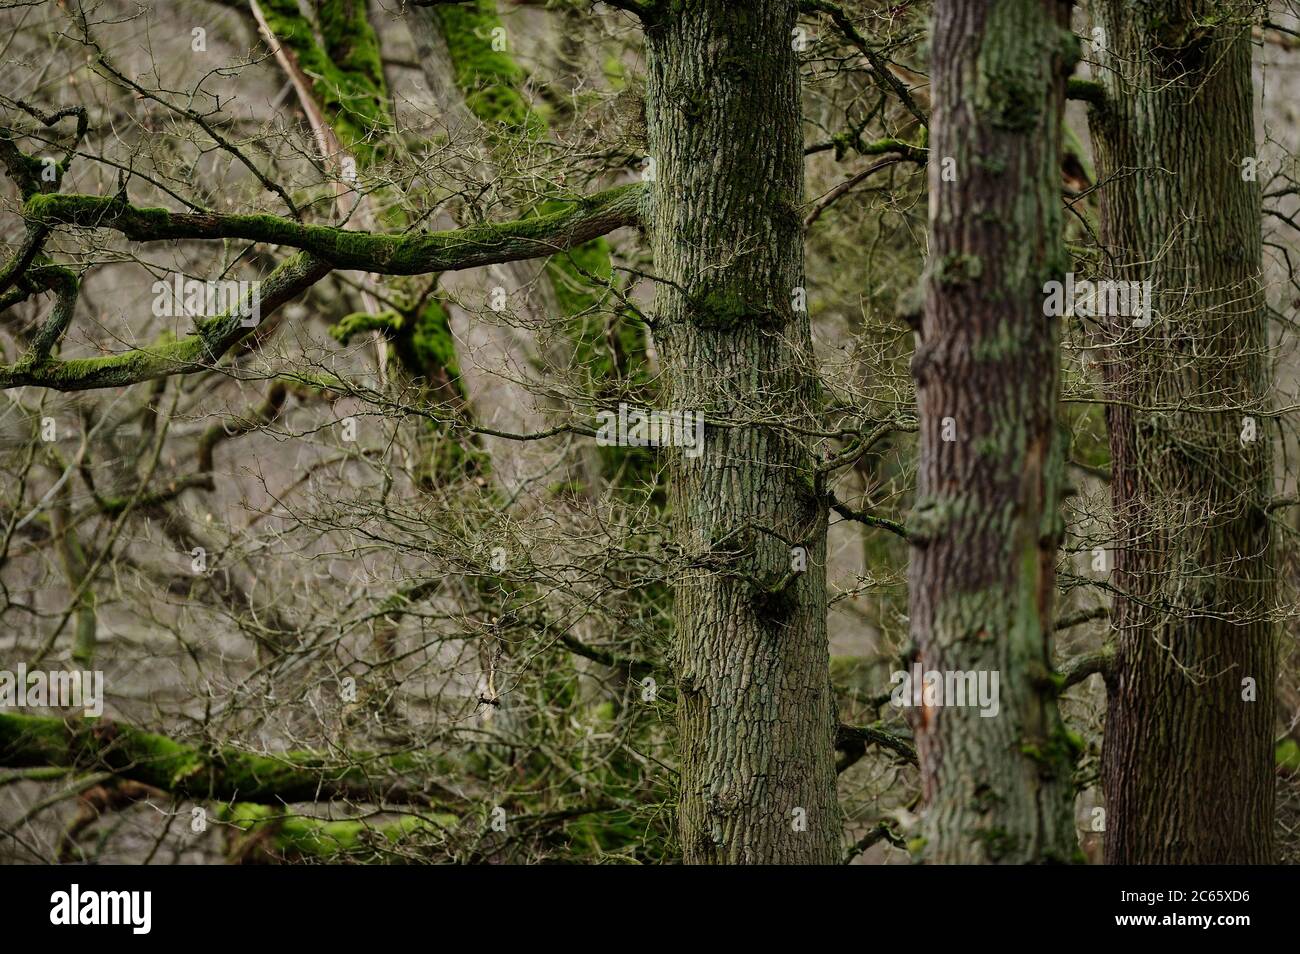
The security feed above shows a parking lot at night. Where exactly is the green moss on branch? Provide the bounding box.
[220,802,455,862]
[25,186,643,276]
[435,0,544,135]
[257,0,392,164]
[0,712,454,805]
[0,252,331,391]
[1067,77,1106,107]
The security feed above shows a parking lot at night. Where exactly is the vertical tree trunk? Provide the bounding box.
[910,0,1079,863]
[1088,0,1275,864]
[643,0,840,863]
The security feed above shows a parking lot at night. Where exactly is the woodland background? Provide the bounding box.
[0,0,1298,864]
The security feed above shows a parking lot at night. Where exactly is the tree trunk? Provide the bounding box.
[909,0,1079,863]
[643,0,839,864]
[1088,0,1275,864]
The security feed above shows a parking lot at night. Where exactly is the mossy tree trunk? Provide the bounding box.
[909,0,1079,863]
[643,0,840,864]
[1088,0,1276,864]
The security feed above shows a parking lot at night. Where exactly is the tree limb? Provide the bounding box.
[0,712,458,806]
[1054,604,1108,631]
[0,252,331,392]
[800,0,929,130]
[827,491,908,539]
[1056,646,1114,691]
[842,820,906,863]
[24,184,644,276]
[1067,77,1106,107]
[835,721,918,772]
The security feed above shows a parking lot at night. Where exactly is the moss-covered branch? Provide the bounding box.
[19,264,79,365]
[0,251,331,392]
[255,0,392,164]
[434,4,648,361]
[25,184,644,276]
[0,104,87,199]
[433,0,544,135]
[857,136,928,164]
[827,491,908,539]
[1067,77,1106,107]
[220,802,453,863]
[0,712,457,806]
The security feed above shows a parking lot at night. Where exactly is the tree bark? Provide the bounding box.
[1088,0,1276,864]
[910,0,1079,863]
[643,0,840,863]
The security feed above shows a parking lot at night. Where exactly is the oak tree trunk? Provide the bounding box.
[644,0,840,864]
[910,0,1080,864]
[1088,0,1276,864]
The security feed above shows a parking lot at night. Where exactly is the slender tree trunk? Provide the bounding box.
[1088,0,1275,864]
[643,0,840,864]
[909,0,1079,863]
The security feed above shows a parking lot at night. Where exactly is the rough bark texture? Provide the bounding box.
[1089,0,1276,864]
[910,0,1079,863]
[644,0,840,863]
